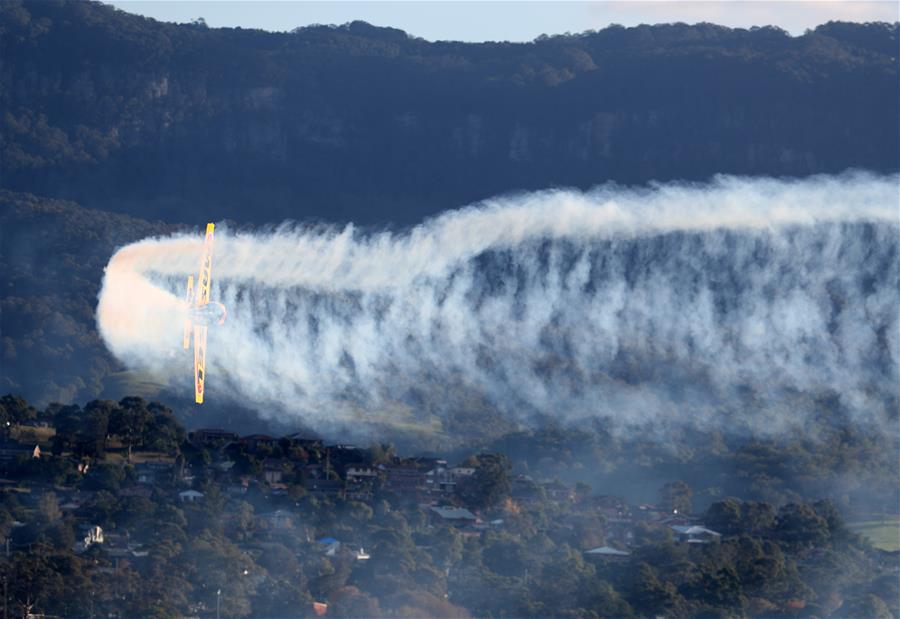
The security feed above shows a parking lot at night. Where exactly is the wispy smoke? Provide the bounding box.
[97,173,899,440]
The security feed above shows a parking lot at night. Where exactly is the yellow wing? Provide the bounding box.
[193,324,208,404]
[197,223,215,305]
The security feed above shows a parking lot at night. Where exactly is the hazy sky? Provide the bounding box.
[107,1,898,42]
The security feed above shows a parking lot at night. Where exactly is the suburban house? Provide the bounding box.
[346,466,378,482]
[285,433,324,451]
[259,509,294,530]
[429,506,478,527]
[591,495,631,524]
[542,480,575,503]
[262,459,287,485]
[317,537,341,556]
[450,467,475,480]
[383,463,426,496]
[178,490,204,502]
[304,478,343,498]
[240,434,276,452]
[134,461,173,485]
[424,461,452,493]
[119,485,153,499]
[189,428,239,447]
[511,475,543,504]
[671,525,722,544]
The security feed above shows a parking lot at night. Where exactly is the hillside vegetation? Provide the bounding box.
[1,1,897,225]
[0,191,174,404]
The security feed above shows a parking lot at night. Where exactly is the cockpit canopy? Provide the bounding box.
[189,302,227,326]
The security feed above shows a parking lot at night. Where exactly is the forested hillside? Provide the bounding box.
[1,0,897,225]
[1,0,898,419]
[0,394,896,619]
[0,191,174,404]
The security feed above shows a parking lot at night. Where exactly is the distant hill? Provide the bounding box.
[1,0,897,225]
[1,1,898,419]
[0,190,174,404]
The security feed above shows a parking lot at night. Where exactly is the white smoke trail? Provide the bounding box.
[97,173,900,439]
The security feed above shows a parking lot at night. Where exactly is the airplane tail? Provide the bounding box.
[183,275,194,349]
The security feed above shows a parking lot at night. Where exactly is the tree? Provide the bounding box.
[185,536,256,618]
[733,537,785,589]
[843,594,892,619]
[574,481,592,500]
[143,402,185,454]
[257,542,302,581]
[81,400,115,457]
[109,397,152,455]
[683,566,746,613]
[310,557,352,600]
[627,562,688,619]
[705,499,743,535]
[36,492,61,525]
[232,501,255,540]
[813,499,846,541]
[584,581,636,619]
[45,521,75,550]
[82,491,119,527]
[659,481,693,515]
[633,522,673,546]
[251,577,310,619]
[774,503,829,548]
[430,527,464,569]
[741,501,776,532]
[482,534,528,578]
[115,496,156,529]
[369,442,396,465]
[456,453,511,511]
[330,586,381,618]
[8,548,68,614]
[51,404,83,452]
[82,463,124,493]
[0,394,36,426]
[251,544,309,617]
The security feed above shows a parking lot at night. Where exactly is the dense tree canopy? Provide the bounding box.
[0,394,894,618]
[1,1,897,227]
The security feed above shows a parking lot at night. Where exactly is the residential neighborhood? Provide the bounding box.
[0,394,896,618]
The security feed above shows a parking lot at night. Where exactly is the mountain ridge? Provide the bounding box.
[2,0,897,225]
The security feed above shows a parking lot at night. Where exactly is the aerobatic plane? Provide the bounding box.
[183,223,227,403]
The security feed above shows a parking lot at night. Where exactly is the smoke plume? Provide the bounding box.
[97,173,899,440]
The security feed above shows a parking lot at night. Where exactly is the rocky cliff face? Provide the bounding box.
[2,1,898,227]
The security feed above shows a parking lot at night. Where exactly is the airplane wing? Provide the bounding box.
[193,324,208,404]
[196,223,215,305]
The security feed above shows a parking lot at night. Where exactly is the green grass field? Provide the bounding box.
[847,517,900,552]
[101,370,168,401]
[11,425,55,446]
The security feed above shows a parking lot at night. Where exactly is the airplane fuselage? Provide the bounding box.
[189,302,227,326]
[183,222,222,404]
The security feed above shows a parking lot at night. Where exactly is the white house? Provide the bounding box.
[346,467,378,481]
[671,525,721,544]
[429,506,477,526]
[584,545,630,557]
[178,490,204,502]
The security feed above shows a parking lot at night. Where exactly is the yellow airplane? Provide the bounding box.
[183,223,227,404]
